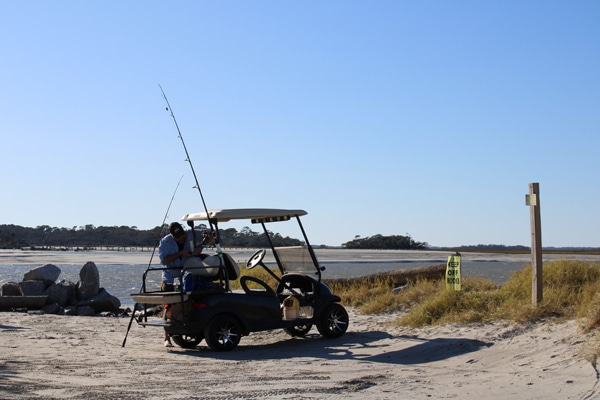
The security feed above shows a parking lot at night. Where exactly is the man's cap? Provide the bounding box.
[169,222,185,238]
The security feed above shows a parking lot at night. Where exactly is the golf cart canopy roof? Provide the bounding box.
[182,208,308,223]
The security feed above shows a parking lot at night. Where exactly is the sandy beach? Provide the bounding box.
[1,309,598,400]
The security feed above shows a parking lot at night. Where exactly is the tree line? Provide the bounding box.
[0,224,431,250]
[0,224,304,249]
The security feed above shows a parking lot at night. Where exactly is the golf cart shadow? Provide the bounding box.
[175,331,492,365]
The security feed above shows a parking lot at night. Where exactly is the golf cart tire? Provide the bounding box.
[204,314,242,351]
[317,303,349,339]
[171,334,203,349]
[283,323,313,337]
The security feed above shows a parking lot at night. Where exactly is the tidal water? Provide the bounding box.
[1,249,597,307]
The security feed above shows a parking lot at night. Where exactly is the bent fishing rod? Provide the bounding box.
[159,85,213,232]
[122,175,183,347]
[159,85,226,263]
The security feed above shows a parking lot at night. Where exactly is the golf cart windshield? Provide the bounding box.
[273,246,318,276]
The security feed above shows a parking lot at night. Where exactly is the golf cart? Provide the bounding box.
[129,208,349,351]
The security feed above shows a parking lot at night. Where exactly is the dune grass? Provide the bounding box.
[328,259,600,330]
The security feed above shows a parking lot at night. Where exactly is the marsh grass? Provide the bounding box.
[328,260,600,331]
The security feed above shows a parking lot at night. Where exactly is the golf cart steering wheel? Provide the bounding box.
[246,249,266,270]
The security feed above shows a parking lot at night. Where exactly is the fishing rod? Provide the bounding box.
[158,85,214,233]
[122,175,183,348]
[159,85,227,271]
[143,174,184,282]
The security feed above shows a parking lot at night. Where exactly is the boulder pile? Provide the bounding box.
[0,262,122,316]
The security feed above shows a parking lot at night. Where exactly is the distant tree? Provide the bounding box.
[342,234,427,250]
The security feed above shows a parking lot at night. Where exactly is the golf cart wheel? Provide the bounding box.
[170,334,203,349]
[204,314,242,351]
[284,323,313,337]
[317,303,349,339]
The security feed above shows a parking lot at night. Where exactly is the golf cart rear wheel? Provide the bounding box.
[317,303,349,339]
[204,314,242,351]
[284,323,313,337]
[170,334,202,349]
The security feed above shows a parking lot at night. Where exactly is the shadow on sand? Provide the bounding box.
[175,330,492,365]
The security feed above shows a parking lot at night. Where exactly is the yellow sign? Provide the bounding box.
[446,254,461,291]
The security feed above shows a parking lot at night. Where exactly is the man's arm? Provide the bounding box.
[161,249,191,266]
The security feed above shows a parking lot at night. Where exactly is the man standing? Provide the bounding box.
[158,222,193,292]
[158,221,202,347]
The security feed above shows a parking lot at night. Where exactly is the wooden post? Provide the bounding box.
[526,182,543,306]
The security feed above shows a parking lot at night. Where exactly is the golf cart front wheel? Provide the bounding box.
[170,334,203,349]
[317,303,349,339]
[204,314,242,351]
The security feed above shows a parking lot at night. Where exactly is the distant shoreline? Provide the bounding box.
[1,248,599,267]
[434,248,600,255]
[6,246,600,255]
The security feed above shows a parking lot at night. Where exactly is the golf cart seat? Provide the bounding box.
[182,253,240,280]
[183,255,221,277]
[180,253,241,293]
[222,252,240,280]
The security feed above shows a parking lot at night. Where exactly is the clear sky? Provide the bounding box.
[1,1,599,248]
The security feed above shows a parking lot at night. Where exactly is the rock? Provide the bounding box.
[77,262,100,300]
[77,306,96,316]
[1,259,123,318]
[1,282,22,296]
[23,264,61,285]
[19,280,46,296]
[77,288,121,312]
[0,295,47,309]
[44,280,77,307]
[41,303,61,315]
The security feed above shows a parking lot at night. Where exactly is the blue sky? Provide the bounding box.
[1,1,598,247]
